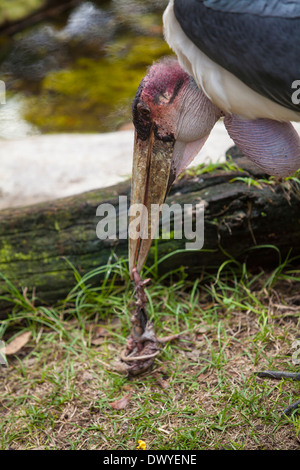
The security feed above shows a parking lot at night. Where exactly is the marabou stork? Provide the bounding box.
[128,0,300,405]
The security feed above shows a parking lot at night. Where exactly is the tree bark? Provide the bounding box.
[0,147,299,314]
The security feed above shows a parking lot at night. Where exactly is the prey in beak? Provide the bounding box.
[129,57,222,274]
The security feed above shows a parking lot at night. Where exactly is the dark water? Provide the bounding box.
[0,0,171,136]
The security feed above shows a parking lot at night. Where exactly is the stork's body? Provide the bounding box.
[164,0,300,122]
[129,0,300,274]
[164,0,300,179]
[129,0,300,408]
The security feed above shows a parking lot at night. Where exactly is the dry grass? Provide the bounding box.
[0,259,300,450]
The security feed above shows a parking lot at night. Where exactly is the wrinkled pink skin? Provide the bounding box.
[139,58,222,144]
[136,59,300,178]
[224,115,300,177]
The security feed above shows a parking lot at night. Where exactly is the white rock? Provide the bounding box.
[1,120,300,210]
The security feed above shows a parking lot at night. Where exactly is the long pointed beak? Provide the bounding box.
[129,129,175,276]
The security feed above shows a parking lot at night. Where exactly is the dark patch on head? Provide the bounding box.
[132,58,188,142]
[153,124,175,143]
[152,75,185,107]
[132,80,175,143]
[132,79,152,141]
[169,77,185,104]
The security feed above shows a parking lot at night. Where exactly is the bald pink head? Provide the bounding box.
[133,57,222,148]
[141,57,189,104]
[132,58,189,143]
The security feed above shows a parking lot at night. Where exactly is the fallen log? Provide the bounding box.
[0,147,299,313]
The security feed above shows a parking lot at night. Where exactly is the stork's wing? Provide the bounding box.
[203,0,300,18]
[174,0,300,112]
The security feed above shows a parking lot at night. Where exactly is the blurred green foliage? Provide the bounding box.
[0,0,172,133]
[24,36,172,132]
[0,0,44,23]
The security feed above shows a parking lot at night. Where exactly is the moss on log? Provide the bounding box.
[0,147,299,312]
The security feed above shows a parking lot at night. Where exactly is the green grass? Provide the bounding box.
[184,155,300,193]
[183,156,243,178]
[0,250,300,450]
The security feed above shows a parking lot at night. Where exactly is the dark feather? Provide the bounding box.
[203,0,300,18]
[174,0,300,112]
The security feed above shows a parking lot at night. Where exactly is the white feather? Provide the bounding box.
[163,0,300,122]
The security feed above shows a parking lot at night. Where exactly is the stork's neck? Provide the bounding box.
[176,78,223,142]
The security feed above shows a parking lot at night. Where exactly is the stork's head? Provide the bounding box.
[129,57,222,274]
